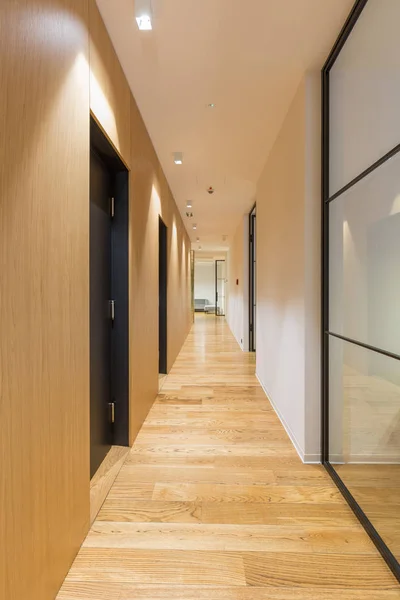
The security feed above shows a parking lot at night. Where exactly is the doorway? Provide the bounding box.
[249,204,256,352]
[159,218,168,374]
[90,116,129,478]
[215,259,226,316]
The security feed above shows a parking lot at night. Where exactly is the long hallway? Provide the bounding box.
[58,315,399,599]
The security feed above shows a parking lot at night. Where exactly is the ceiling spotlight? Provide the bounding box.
[193,224,197,230]
[186,212,193,218]
[207,103,216,108]
[186,201,192,208]
[136,15,152,30]
[135,0,153,30]
[198,245,202,249]
[173,152,183,165]
[196,237,200,242]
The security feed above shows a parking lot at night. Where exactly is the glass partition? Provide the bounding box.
[323,0,400,576]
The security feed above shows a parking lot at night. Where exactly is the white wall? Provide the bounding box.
[194,261,215,304]
[256,73,321,463]
[227,216,249,350]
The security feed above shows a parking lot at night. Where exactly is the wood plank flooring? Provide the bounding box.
[57,314,400,599]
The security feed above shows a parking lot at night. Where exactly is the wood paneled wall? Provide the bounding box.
[0,1,192,598]
[89,1,192,444]
[0,2,91,599]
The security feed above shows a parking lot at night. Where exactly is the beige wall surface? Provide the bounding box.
[129,96,192,441]
[0,2,192,598]
[227,216,249,351]
[255,74,320,463]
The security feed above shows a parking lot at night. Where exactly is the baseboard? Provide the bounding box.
[226,320,246,352]
[256,373,311,463]
[325,453,400,465]
[303,453,322,464]
[90,445,130,524]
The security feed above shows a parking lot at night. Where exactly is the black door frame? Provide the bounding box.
[321,0,400,581]
[159,217,168,374]
[249,203,256,352]
[215,259,226,316]
[90,115,130,456]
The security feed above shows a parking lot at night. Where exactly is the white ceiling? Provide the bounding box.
[96,0,354,251]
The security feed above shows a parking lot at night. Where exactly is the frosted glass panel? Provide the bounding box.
[329,335,400,463]
[329,335,400,560]
[329,153,400,356]
[329,0,400,195]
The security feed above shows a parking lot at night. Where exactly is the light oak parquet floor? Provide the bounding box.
[58,314,400,599]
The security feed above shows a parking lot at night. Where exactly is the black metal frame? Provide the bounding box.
[321,0,400,582]
[215,259,226,316]
[159,217,168,374]
[249,203,256,352]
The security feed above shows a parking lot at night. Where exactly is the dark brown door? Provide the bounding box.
[90,150,113,477]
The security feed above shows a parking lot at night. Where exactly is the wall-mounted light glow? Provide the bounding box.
[173,152,183,165]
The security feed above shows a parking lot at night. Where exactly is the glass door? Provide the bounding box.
[323,0,400,579]
[215,260,226,316]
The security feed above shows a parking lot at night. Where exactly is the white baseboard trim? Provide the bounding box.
[226,320,246,352]
[303,454,321,464]
[256,373,321,464]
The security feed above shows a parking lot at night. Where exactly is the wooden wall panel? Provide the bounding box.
[0,1,91,599]
[129,97,192,443]
[89,2,192,444]
[89,0,131,164]
[0,2,192,597]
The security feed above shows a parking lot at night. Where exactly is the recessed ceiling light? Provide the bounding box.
[193,224,197,230]
[186,201,192,208]
[173,152,183,165]
[136,15,152,30]
[135,0,153,30]
[207,103,216,108]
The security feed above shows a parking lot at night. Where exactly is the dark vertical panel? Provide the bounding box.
[112,171,130,446]
[90,150,113,477]
[90,116,130,459]
[249,204,256,352]
[159,218,168,374]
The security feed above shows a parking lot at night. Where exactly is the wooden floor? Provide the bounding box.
[58,314,400,599]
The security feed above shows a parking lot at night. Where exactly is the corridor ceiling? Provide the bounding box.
[96,0,354,251]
